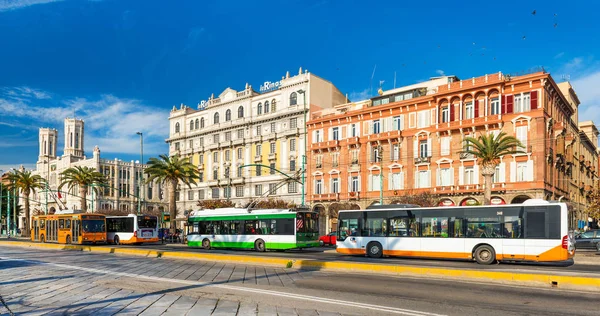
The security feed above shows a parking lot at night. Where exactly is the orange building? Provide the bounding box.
[306,71,598,234]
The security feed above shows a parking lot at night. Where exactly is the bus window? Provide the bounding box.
[389,217,408,237]
[421,217,449,237]
[59,219,65,229]
[503,216,522,238]
[276,218,294,235]
[138,216,158,229]
[244,220,258,234]
[339,218,359,239]
[466,217,501,238]
[66,219,71,229]
[40,220,45,229]
[450,218,464,237]
[228,220,243,234]
[362,218,386,237]
[257,220,271,235]
[302,213,319,234]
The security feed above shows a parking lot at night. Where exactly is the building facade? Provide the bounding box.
[167,68,347,215]
[306,72,598,234]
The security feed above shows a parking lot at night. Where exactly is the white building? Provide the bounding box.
[166,68,347,215]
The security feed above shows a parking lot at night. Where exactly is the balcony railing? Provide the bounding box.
[268,153,277,160]
[459,152,474,159]
[414,156,431,164]
[254,155,262,162]
[311,193,340,202]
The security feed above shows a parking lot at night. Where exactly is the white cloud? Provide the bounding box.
[436,69,445,76]
[573,70,600,130]
[554,52,565,59]
[0,0,62,12]
[348,89,370,102]
[0,164,37,173]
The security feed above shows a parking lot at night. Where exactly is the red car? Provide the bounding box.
[319,231,337,246]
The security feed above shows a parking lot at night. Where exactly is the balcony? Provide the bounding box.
[311,193,340,202]
[341,191,360,200]
[231,177,246,185]
[342,136,360,146]
[459,152,475,160]
[268,153,277,161]
[254,155,263,163]
[414,156,431,164]
[197,164,204,171]
[311,140,340,150]
[367,130,401,142]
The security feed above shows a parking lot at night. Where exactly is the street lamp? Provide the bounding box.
[377,145,384,205]
[0,169,3,235]
[136,132,144,215]
[297,89,307,207]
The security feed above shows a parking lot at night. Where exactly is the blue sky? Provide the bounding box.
[1,0,600,171]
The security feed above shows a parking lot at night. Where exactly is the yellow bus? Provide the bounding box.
[31,213,107,244]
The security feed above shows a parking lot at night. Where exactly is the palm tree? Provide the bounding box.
[58,166,107,212]
[144,154,200,230]
[5,170,45,237]
[462,132,524,205]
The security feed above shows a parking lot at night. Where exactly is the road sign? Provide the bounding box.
[162,213,170,222]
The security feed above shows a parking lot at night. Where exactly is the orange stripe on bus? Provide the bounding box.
[336,248,366,255]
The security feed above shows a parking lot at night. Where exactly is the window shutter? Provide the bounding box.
[427,138,432,157]
[388,173,393,189]
[368,174,373,191]
[499,162,506,182]
[409,112,416,128]
[449,103,455,121]
[426,170,431,188]
[530,90,538,109]
[431,108,437,125]
[458,166,464,185]
[386,117,393,132]
[436,168,441,186]
[356,123,361,136]
[506,95,514,113]
[313,180,317,194]
[357,175,362,191]
[449,166,455,185]
[327,128,332,141]
[414,171,419,188]
[329,178,332,193]
[399,172,404,189]
[413,139,418,158]
[502,95,506,114]
[363,121,370,135]
[473,164,480,185]
[510,161,517,182]
[399,115,405,130]
[526,159,534,181]
[340,126,346,139]
[347,176,351,191]
[475,100,480,118]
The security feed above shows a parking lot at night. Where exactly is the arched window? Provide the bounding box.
[225,109,231,121]
[175,122,180,133]
[257,103,263,115]
[195,118,199,129]
[238,106,244,118]
[214,112,220,124]
[271,99,277,112]
[290,92,297,106]
[264,101,270,113]
[200,118,205,128]
[190,120,194,130]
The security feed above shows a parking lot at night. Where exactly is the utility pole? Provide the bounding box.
[378,145,384,205]
[137,132,144,215]
[0,169,3,235]
[297,89,307,207]
[45,160,49,215]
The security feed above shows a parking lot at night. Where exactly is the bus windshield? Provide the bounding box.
[82,220,105,233]
[299,213,319,234]
[137,216,158,229]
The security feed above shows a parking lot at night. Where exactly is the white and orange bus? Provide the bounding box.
[31,212,107,244]
[106,214,159,245]
[336,199,575,264]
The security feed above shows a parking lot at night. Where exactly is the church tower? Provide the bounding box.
[63,118,85,158]
[38,128,58,161]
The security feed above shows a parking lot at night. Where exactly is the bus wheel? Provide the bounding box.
[474,245,496,265]
[114,235,120,245]
[66,236,71,244]
[40,235,45,243]
[367,242,383,258]
[202,239,211,250]
[254,239,266,252]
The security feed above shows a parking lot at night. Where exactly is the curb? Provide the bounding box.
[2,240,600,292]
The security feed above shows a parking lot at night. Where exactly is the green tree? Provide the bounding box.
[586,182,600,220]
[391,190,438,207]
[462,132,524,205]
[242,198,296,209]
[144,154,200,230]
[5,170,45,237]
[58,166,107,213]
[197,199,236,209]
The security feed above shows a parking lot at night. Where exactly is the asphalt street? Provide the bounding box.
[1,246,599,316]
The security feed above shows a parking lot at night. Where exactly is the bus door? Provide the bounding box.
[32,219,38,241]
[337,213,363,255]
[501,215,524,260]
[72,219,80,243]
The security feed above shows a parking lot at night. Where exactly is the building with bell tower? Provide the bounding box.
[63,118,84,158]
[38,128,58,161]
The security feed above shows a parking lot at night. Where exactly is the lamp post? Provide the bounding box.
[0,169,3,235]
[297,89,307,207]
[136,132,144,215]
[45,160,50,215]
[377,145,384,205]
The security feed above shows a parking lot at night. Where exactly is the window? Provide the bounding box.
[256,125,261,136]
[516,125,528,148]
[237,129,244,139]
[491,97,500,115]
[255,184,262,196]
[351,150,359,165]
[290,92,297,106]
[441,137,450,156]
[515,93,531,113]
[332,127,339,140]
[270,142,276,154]
[417,170,430,188]
[371,146,381,163]
[373,120,381,134]
[199,154,204,164]
[315,130,322,142]
[264,101,270,113]
[188,190,194,200]
[422,217,449,237]
[290,160,296,171]
[256,144,262,156]
[224,187,231,199]
[269,183,277,195]
[332,152,339,167]
[225,131,231,141]
[393,116,403,130]
[492,165,501,183]
[190,120,194,130]
[316,155,323,168]
[271,99,277,111]
[439,168,452,186]
[362,217,387,237]
[268,163,275,174]
[339,218,359,239]
[175,142,180,150]
[464,167,475,185]
[237,106,244,118]
[315,179,323,194]
[464,102,474,119]
[350,176,359,192]
[370,174,381,191]
[225,150,231,161]
[419,140,428,158]
[213,152,219,163]
[350,124,357,137]
[213,134,220,144]
[270,122,276,133]
[199,172,204,182]
[288,182,297,193]
[224,109,231,121]
[237,148,243,160]
[290,139,296,151]
[175,122,180,133]
[236,165,242,177]
[441,107,450,123]
[199,190,205,200]
[331,178,339,193]
[290,118,298,128]
[417,110,430,128]
[516,162,528,182]
[194,119,199,129]
[391,172,403,189]
[189,140,193,149]
[214,112,220,124]
[213,169,218,180]
[211,188,219,199]
[256,166,262,176]
[199,137,204,147]
[200,118,205,128]
[392,144,399,160]
[257,103,262,115]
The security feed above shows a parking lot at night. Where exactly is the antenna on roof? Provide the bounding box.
[394,71,397,89]
[562,74,571,82]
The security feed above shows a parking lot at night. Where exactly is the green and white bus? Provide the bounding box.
[186,208,320,252]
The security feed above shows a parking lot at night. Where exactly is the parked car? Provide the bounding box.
[319,231,337,246]
[574,229,600,251]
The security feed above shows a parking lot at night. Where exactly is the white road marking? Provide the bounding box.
[1,257,445,316]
